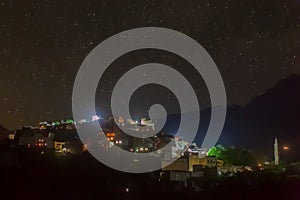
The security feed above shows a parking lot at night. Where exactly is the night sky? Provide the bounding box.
[1,0,300,129]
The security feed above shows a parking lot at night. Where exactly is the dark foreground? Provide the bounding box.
[1,148,300,200]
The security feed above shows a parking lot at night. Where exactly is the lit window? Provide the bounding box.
[8,134,15,140]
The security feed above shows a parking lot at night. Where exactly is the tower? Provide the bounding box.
[274,137,279,165]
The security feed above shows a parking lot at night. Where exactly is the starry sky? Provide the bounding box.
[1,0,300,129]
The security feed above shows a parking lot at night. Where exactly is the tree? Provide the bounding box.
[207,144,226,160]
[208,145,257,167]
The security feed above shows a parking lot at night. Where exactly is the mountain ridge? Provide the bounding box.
[164,74,300,161]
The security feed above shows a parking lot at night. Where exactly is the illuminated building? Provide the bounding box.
[39,121,49,130]
[54,141,65,152]
[64,139,85,155]
[18,130,50,149]
[188,143,208,158]
[274,137,279,165]
[140,118,155,130]
[161,154,218,186]
[131,137,154,153]
[78,119,89,124]
[106,132,116,141]
[162,154,217,172]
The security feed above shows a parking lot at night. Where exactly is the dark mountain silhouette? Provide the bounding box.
[245,74,300,126]
[218,74,300,161]
[165,74,300,161]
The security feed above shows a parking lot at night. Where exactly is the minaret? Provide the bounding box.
[274,138,279,165]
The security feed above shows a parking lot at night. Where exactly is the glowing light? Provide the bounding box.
[66,119,74,124]
[283,146,290,150]
[118,117,124,123]
[92,115,100,122]
[8,133,15,140]
[83,144,88,152]
[107,133,116,137]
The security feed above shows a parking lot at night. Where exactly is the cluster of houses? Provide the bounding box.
[7,121,84,155]
[6,117,252,185]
